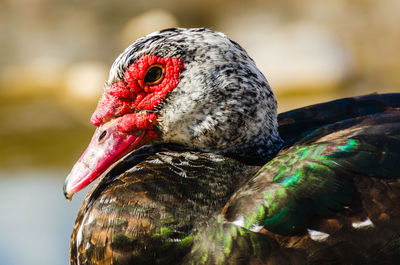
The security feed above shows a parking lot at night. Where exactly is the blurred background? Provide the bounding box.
[0,0,399,264]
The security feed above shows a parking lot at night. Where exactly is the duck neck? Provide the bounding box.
[224,132,284,165]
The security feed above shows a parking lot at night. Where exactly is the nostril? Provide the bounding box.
[98,130,107,142]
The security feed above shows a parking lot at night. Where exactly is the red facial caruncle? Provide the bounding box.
[91,55,184,129]
[64,55,184,199]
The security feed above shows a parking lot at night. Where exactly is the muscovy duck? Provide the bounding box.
[64,28,400,265]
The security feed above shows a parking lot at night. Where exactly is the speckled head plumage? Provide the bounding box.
[64,27,282,198]
[110,28,281,153]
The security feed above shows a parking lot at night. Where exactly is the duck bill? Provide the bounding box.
[63,119,147,200]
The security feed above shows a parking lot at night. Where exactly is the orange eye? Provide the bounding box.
[144,65,164,85]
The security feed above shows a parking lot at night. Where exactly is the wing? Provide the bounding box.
[223,109,400,236]
[278,93,400,146]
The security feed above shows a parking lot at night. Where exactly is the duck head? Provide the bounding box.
[64,28,282,199]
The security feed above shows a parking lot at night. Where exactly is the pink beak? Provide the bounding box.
[63,118,147,200]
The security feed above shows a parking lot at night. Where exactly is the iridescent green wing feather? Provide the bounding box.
[184,215,400,265]
[183,215,307,265]
[224,110,400,235]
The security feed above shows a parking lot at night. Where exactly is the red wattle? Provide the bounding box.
[116,113,158,133]
[91,55,184,126]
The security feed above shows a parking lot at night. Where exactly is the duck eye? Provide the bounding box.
[144,65,164,85]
